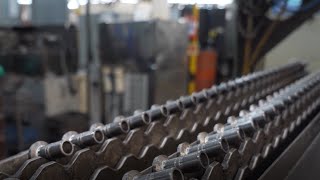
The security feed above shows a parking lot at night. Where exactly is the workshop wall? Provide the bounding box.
[266,14,320,72]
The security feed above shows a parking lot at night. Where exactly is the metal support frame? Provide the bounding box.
[259,112,320,180]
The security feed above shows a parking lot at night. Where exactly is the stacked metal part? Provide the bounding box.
[0,62,307,180]
[124,71,320,180]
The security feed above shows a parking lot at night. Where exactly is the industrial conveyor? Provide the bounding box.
[3,62,320,180]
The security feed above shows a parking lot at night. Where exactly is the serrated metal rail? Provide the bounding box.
[124,72,320,180]
[0,62,306,180]
[85,64,305,180]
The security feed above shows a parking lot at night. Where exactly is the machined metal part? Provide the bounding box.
[36,141,74,159]
[124,168,184,180]
[103,120,130,137]
[159,152,209,174]
[63,129,105,148]
[187,138,229,160]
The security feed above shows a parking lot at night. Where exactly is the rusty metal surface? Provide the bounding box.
[0,62,308,180]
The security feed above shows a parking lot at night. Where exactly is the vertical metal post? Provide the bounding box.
[86,0,92,65]
[86,0,103,125]
[225,2,239,78]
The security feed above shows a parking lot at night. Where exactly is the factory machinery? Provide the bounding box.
[1,61,320,180]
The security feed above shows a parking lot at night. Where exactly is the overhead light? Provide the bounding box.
[120,0,138,4]
[78,0,88,5]
[17,0,32,5]
[101,0,115,3]
[68,0,79,9]
[75,0,115,6]
[91,0,101,4]
[167,0,233,6]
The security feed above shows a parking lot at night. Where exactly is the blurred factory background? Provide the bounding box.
[0,0,319,159]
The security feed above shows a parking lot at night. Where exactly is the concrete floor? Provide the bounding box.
[265,14,320,72]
